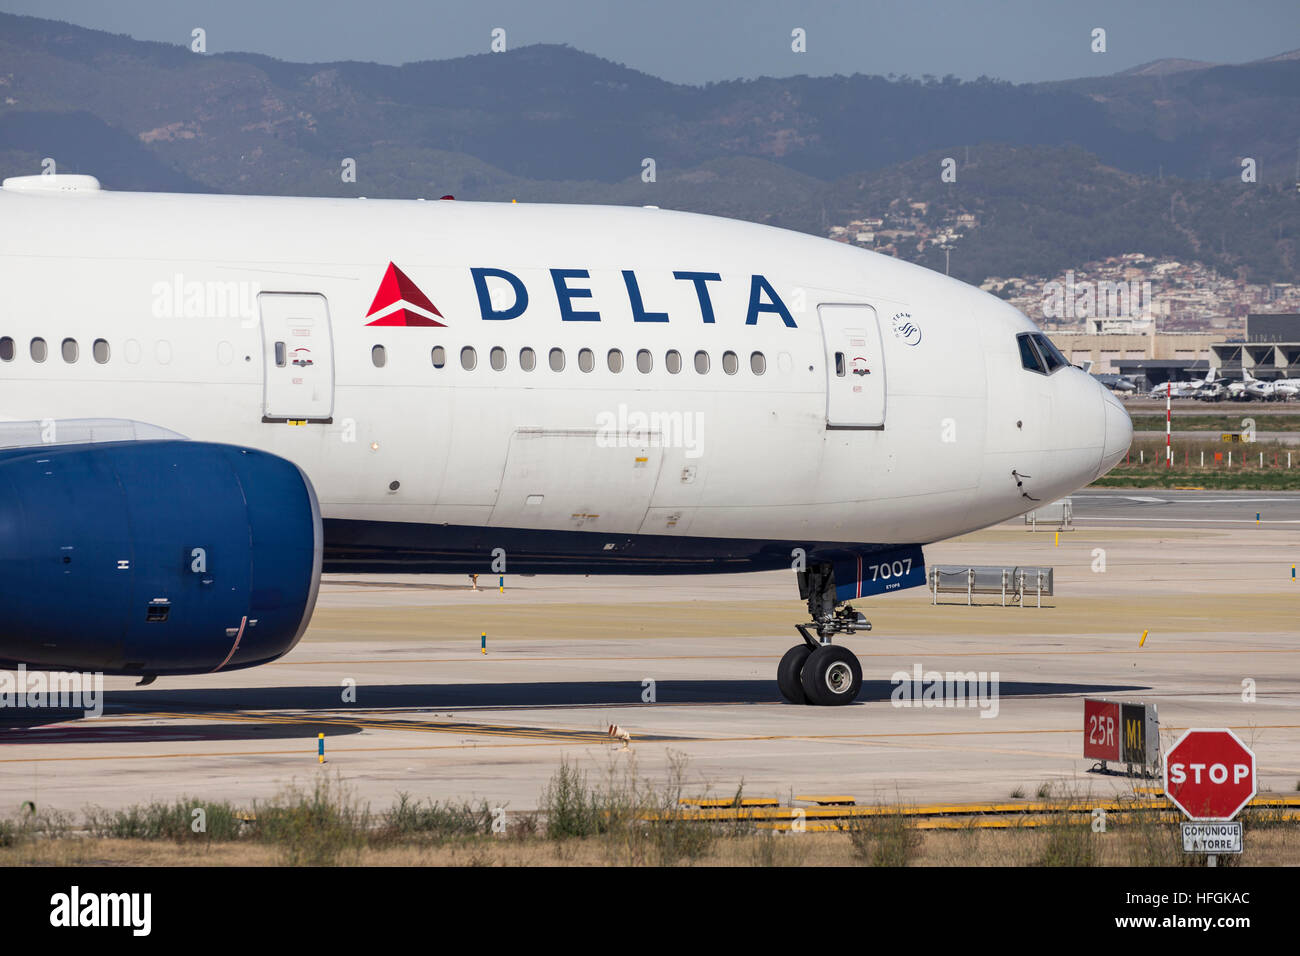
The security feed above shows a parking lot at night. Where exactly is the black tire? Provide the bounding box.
[800,645,863,706]
[777,644,812,704]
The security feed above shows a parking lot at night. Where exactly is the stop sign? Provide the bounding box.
[1163,728,1257,820]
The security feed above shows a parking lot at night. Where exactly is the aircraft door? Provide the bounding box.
[818,303,885,429]
[259,293,335,423]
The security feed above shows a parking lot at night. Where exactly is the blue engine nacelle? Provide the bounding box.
[0,440,322,676]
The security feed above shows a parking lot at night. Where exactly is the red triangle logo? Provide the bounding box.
[365,262,446,327]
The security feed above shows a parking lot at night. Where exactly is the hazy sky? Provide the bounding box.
[2,0,1297,84]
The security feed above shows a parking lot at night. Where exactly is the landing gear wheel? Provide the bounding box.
[800,645,863,706]
[777,644,812,704]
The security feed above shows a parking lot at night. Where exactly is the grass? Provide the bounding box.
[1094,472,1300,490]
[1093,438,1300,489]
[1128,413,1300,433]
[0,777,500,866]
[377,793,498,845]
[0,806,74,848]
[539,759,603,840]
[1122,808,1184,866]
[844,808,923,866]
[748,830,809,866]
[252,776,371,866]
[1,761,1297,866]
[84,798,245,842]
[538,752,725,864]
[1036,818,1098,866]
[8,825,1297,866]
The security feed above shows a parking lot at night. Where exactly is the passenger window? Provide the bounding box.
[490,346,507,371]
[578,348,594,372]
[607,349,624,372]
[665,350,682,374]
[722,350,738,375]
[750,351,766,375]
[694,350,710,374]
[636,349,653,373]
[431,346,445,368]
[62,338,78,363]
[371,344,386,368]
[93,339,110,364]
[520,347,536,371]
[461,346,477,370]
[30,337,47,363]
[275,342,288,367]
[1017,333,1044,374]
[0,336,15,362]
[549,348,565,372]
[834,352,846,377]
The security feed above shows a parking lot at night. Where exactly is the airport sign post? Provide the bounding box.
[1181,822,1243,855]
[1163,729,1256,866]
[1084,699,1120,766]
[1084,699,1158,775]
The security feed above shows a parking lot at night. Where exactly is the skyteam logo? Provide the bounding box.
[365,262,446,327]
[891,311,921,346]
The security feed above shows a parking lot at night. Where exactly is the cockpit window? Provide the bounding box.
[1018,332,1068,375]
[1017,333,1045,374]
[1033,333,1066,372]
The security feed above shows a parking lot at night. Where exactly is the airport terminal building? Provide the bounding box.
[1211,313,1300,380]
[1047,328,1217,387]
[1049,313,1300,390]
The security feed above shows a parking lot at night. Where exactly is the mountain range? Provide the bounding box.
[0,12,1297,284]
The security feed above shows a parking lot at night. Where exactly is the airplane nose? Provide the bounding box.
[1098,386,1132,477]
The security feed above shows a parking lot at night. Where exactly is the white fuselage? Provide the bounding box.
[0,179,1130,566]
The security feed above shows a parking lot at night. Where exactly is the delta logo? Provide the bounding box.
[365,262,446,327]
[362,261,802,328]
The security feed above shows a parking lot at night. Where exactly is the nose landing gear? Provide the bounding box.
[778,562,868,706]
